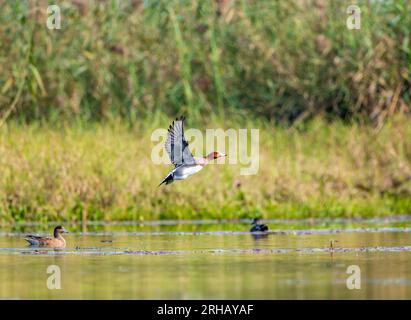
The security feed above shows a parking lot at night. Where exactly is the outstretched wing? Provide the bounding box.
[165,116,196,166]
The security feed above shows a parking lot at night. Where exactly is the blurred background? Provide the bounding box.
[1,0,410,123]
[0,0,410,223]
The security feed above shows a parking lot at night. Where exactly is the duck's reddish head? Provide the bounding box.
[207,151,226,160]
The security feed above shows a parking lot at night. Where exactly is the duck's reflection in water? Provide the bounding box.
[250,233,270,240]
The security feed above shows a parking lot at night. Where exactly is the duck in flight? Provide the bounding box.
[250,218,269,232]
[24,225,68,248]
[159,116,226,186]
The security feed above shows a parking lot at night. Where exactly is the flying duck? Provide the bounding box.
[25,225,68,248]
[159,116,226,186]
[250,218,269,232]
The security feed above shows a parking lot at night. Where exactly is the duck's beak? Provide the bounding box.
[221,153,227,158]
[62,228,69,234]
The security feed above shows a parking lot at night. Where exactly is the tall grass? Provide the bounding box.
[0,0,410,124]
[0,116,410,223]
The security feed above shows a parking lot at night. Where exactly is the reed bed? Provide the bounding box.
[0,0,409,124]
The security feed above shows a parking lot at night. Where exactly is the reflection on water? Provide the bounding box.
[0,219,411,299]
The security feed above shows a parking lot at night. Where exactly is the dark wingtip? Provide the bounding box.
[168,121,175,132]
[171,115,185,123]
[168,115,186,131]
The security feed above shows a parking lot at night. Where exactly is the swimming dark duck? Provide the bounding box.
[250,218,269,232]
[25,226,68,248]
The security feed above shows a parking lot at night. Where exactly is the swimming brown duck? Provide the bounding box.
[25,226,68,248]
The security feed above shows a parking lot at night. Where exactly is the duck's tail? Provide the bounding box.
[158,173,174,187]
[24,236,40,246]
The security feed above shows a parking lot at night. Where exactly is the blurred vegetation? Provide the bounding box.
[0,116,410,223]
[0,1,410,223]
[0,0,410,124]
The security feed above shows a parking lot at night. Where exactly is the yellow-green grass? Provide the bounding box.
[0,116,410,224]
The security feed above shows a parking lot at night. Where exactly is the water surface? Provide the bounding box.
[0,217,410,299]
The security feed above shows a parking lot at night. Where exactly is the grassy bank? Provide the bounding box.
[0,117,410,223]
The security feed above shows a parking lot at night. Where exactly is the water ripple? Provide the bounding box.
[0,245,410,256]
[2,227,411,237]
[4,215,411,227]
